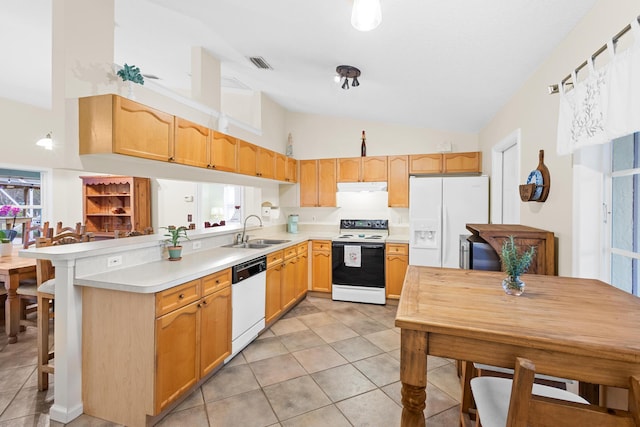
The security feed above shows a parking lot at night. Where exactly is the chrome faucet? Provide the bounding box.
[239,214,263,244]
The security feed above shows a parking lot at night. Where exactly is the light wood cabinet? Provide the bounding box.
[285,157,297,183]
[172,117,210,167]
[295,242,309,299]
[81,176,152,239]
[337,156,387,182]
[265,246,299,324]
[82,269,232,426]
[387,155,409,208]
[409,152,482,174]
[257,147,275,179]
[275,153,287,181]
[281,247,298,311]
[300,159,336,207]
[311,240,332,292]
[385,244,409,299]
[210,131,237,172]
[79,94,174,162]
[237,139,258,176]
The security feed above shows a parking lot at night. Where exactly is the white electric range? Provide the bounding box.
[331,219,389,305]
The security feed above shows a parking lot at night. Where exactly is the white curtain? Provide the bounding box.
[557,18,640,155]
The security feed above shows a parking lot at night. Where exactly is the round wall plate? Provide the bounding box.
[526,170,543,201]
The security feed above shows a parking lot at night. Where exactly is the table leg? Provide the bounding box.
[5,273,19,344]
[400,329,428,427]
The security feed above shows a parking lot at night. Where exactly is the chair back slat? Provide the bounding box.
[22,220,52,249]
[55,221,81,235]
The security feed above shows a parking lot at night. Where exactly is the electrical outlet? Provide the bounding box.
[107,255,123,268]
[192,241,202,250]
[312,216,316,222]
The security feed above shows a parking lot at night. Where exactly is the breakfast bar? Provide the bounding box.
[395,266,640,427]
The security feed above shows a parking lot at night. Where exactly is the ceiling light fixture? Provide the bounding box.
[336,65,361,90]
[351,0,382,32]
[36,132,53,150]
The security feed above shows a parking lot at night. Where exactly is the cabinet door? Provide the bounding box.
[312,244,332,293]
[385,244,409,299]
[443,151,482,174]
[132,177,152,232]
[237,140,258,176]
[257,147,275,179]
[281,257,297,311]
[173,117,210,167]
[211,132,237,172]
[317,159,337,207]
[362,156,388,182]
[285,157,297,183]
[295,247,308,299]
[409,154,443,174]
[387,155,409,208]
[114,97,174,162]
[200,286,231,377]
[155,301,199,413]
[265,265,283,323]
[299,160,319,207]
[274,153,287,181]
[337,158,361,182]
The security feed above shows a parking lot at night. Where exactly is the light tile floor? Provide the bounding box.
[0,295,465,426]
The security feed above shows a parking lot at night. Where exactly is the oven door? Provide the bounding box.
[331,242,385,288]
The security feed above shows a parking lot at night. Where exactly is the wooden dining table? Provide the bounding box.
[395,266,640,427]
[1,247,37,343]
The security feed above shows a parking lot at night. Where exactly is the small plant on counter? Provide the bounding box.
[162,226,189,261]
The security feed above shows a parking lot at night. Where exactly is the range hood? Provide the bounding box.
[337,182,388,192]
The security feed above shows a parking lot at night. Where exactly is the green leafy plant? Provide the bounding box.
[117,63,144,85]
[0,230,10,244]
[500,235,535,278]
[162,226,189,247]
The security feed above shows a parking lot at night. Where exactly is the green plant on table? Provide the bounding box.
[162,226,189,248]
[500,235,535,278]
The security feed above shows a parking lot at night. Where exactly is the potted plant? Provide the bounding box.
[500,235,535,296]
[0,230,12,257]
[117,63,144,98]
[0,205,21,242]
[162,226,189,261]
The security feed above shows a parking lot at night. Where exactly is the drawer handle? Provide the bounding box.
[179,293,185,299]
[216,279,220,284]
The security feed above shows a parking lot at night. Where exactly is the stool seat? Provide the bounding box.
[471,376,589,427]
[38,279,55,296]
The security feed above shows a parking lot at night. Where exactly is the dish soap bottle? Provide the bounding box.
[361,130,367,157]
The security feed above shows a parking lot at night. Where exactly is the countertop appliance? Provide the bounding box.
[332,219,388,305]
[227,255,267,361]
[459,234,501,271]
[409,176,488,268]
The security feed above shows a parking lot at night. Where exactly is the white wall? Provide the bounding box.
[478,0,640,275]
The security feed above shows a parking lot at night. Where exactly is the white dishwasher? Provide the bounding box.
[226,255,267,362]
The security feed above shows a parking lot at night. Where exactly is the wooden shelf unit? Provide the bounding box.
[81,176,151,239]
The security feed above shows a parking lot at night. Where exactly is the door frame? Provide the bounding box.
[491,129,521,224]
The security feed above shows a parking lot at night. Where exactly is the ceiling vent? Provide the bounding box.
[248,56,273,70]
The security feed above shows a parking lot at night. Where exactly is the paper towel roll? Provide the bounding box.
[271,206,280,219]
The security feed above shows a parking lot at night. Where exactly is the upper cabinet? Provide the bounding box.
[300,159,336,207]
[257,147,275,179]
[237,140,276,179]
[285,157,297,183]
[172,117,210,167]
[337,156,388,182]
[80,95,174,162]
[210,132,237,172]
[387,155,409,208]
[409,152,482,175]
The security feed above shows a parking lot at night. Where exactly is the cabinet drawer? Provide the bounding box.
[267,250,284,269]
[297,242,309,255]
[386,244,408,256]
[156,279,201,317]
[312,240,331,252]
[202,268,231,295]
[284,246,297,260]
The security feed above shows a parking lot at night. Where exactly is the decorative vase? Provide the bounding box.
[502,276,525,296]
[167,246,182,261]
[0,243,12,257]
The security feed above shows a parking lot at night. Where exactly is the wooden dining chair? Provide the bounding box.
[22,220,52,249]
[33,229,93,391]
[55,221,82,236]
[470,357,640,427]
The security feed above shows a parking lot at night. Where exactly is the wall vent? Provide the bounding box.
[248,56,273,70]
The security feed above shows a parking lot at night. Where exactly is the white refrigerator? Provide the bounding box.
[409,176,489,268]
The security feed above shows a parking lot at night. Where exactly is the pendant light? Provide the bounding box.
[351,0,382,32]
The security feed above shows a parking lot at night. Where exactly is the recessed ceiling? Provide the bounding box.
[0,1,600,133]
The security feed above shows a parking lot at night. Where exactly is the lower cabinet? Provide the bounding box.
[266,245,300,325]
[311,240,332,292]
[295,242,309,299]
[385,244,409,299]
[82,269,232,427]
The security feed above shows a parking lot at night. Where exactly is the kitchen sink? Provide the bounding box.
[247,239,291,245]
[222,243,271,249]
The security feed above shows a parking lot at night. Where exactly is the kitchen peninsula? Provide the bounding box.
[19,227,334,426]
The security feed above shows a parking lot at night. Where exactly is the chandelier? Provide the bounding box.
[335,65,361,90]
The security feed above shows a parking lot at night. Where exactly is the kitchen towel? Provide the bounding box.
[344,245,361,267]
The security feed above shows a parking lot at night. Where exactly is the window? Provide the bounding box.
[0,169,42,244]
[610,132,640,295]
